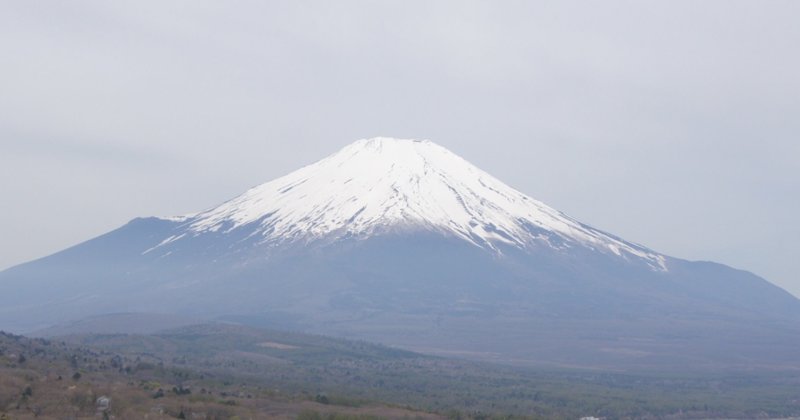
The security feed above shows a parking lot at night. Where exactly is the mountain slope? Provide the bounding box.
[1,137,799,370]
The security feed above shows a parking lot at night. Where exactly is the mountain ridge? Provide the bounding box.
[1,137,799,370]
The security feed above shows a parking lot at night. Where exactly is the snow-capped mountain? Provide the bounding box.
[2,137,800,370]
[153,138,664,269]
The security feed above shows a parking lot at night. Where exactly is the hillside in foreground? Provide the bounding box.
[4,323,800,419]
[0,329,441,419]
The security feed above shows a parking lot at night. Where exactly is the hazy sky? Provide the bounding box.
[2,1,798,296]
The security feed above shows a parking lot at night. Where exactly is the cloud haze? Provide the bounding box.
[1,1,798,295]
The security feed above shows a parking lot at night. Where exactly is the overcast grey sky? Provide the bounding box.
[1,1,798,296]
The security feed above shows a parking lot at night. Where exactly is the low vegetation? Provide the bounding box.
[3,325,800,419]
[0,330,439,419]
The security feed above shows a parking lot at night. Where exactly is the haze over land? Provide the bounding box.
[1,1,799,297]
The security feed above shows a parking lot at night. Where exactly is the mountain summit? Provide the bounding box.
[2,137,800,370]
[163,137,664,269]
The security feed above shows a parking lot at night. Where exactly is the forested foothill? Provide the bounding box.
[2,325,799,419]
